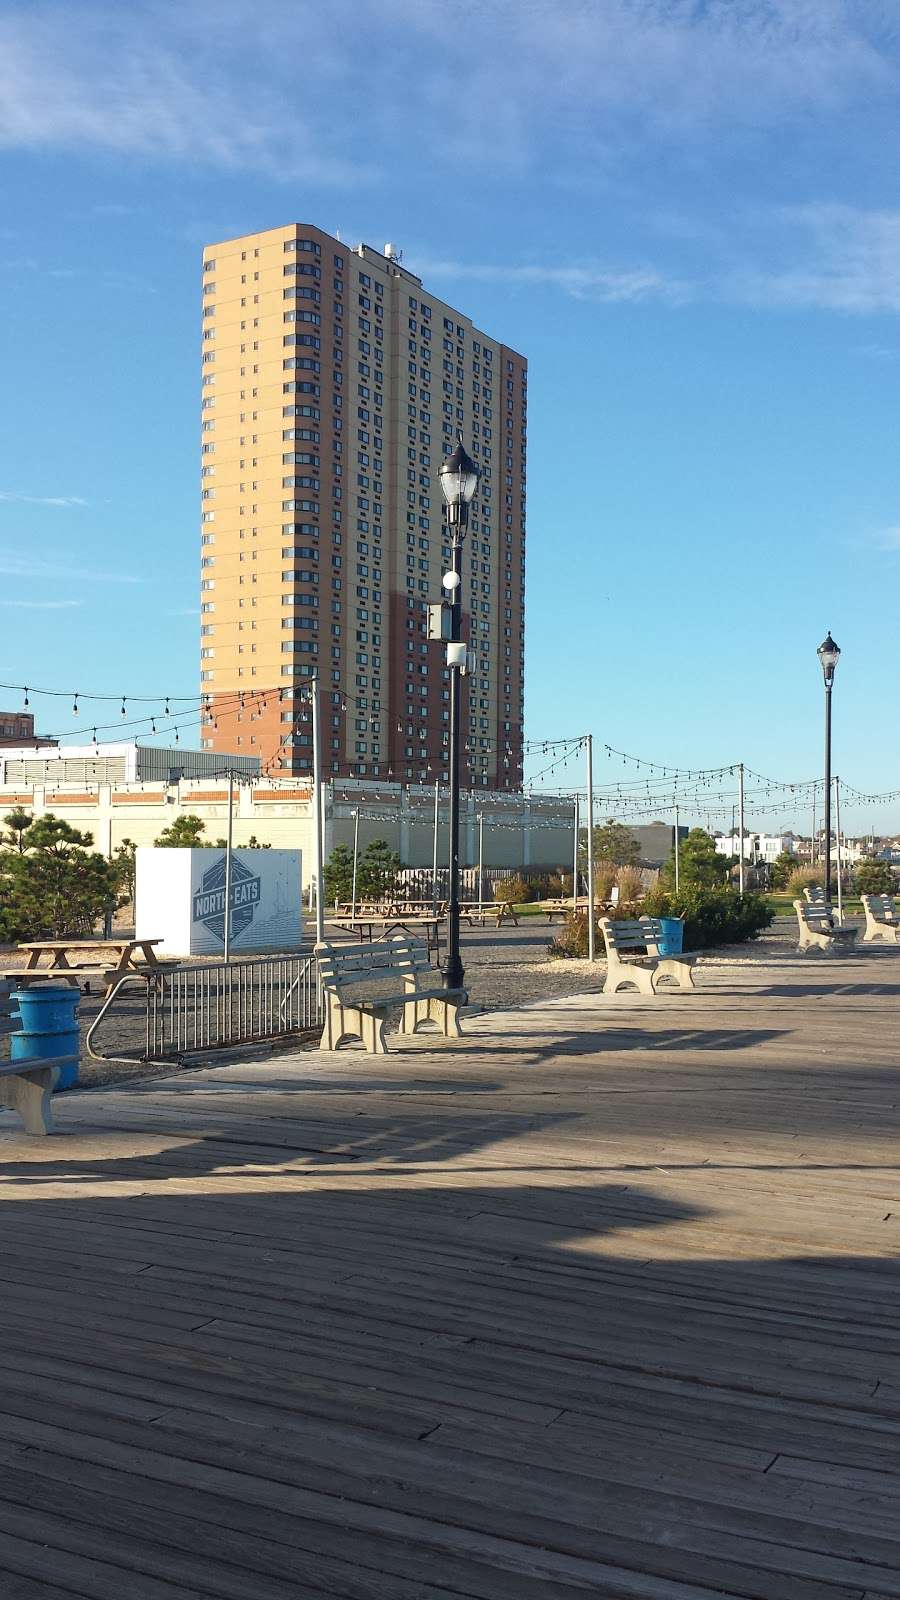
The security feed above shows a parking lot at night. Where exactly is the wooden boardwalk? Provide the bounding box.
[1,939,900,1598]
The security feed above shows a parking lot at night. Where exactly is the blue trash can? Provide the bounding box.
[10,986,80,1090]
[656,917,684,957]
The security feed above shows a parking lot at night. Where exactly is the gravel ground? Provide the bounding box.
[2,913,846,1091]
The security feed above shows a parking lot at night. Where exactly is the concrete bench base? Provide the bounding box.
[0,1061,67,1136]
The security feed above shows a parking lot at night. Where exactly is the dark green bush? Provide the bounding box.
[854,858,895,896]
[642,885,774,949]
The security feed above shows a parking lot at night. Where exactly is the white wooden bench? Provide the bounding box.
[316,933,464,1054]
[598,916,697,996]
[794,900,858,953]
[862,894,900,944]
[0,982,79,1135]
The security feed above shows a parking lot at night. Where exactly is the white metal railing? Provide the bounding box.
[145,953,323,1059]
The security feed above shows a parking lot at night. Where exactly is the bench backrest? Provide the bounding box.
[862,893,898,922]
[804,886,828,906]
[316,933,430,995]
[599,917,660,957]
[794,900,833,930]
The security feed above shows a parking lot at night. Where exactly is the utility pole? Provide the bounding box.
[477,812,484,917]
[350,806,360,925]
[432,779,440,914]
[738,762,745,896]
[224,767,235,963]
[817,633,841,904]
[586,736,595,962]
[437,438,478,995]
[572,793,579,907]
[310,671,325,944]
[834,775,844,924]
[674,802,680,893]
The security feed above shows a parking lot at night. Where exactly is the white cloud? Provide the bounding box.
[730,203,900,314]
[422,203,900,318]
[412,257,687,305]
[0,599,82,609]
[0,490,87,508]
[0,551,141,584]
[0,4,373,183]
[0,1,893,181]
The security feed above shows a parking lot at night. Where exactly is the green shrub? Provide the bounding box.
[660,828,729,890]
[854,858,895,896]
[642,885,774,949]
[770,850,798,890]
[497,875,531,903]
[0,814,119,941]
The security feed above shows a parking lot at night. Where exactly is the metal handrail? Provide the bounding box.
[145,952,323,1060]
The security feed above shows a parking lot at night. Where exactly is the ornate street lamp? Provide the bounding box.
[816,632,841,903]
[438,438,480,993]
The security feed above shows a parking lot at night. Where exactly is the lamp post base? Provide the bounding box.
[442,954,465,994]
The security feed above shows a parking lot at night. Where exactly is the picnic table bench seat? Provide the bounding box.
[460,902,518,928]
[316,933,464,1054]
[599,916,698,996]
[0,981,77,1135]
[862,894,900,944]
[536,899,572,923]
[794,900,858,952]
[0,964,119,990]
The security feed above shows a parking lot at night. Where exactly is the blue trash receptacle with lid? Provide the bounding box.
[10,986,80,1090]
[655,917,684,957]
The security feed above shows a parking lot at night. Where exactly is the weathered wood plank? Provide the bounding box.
[0,938,898,1596]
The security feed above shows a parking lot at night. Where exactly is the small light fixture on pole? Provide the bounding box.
[438,437,479,994]
[816,631,841,903]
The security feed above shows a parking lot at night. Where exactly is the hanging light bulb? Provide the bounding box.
[23,687,29,708]
[72,694,79,715]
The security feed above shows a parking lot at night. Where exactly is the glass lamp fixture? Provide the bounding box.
[817,632,841,687]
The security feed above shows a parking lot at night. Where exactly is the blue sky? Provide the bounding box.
[1,0,899,832]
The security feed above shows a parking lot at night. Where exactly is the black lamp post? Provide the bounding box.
[816,631,841,903]
[438,438,480,993]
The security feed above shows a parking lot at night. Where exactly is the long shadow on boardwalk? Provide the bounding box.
[0,1122,898,1593]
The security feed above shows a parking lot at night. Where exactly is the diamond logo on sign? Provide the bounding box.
[192,854,261,945]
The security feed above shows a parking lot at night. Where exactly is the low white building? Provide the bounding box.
[0,770,575,890]
[714,831,800,864]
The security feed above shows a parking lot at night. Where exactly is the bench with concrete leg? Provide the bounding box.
[316,932,464,1055]
[862,894,900,944]
[794,901,858,953]
[0,983,77,1135]
[598,917,698,996]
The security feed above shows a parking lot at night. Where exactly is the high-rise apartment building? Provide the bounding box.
[199,224,526,788]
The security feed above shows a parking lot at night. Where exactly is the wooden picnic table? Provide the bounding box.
[5,938,165,991]
[328,915,444,962]
[460,901,519,928]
